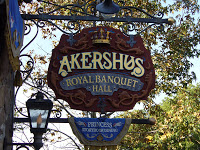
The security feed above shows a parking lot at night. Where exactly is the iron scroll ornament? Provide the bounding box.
[21,0,175,36]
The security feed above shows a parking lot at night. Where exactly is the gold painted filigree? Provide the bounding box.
[111,33,144,55]
[97,134,104,141]
[50,71,98,107]
[59,33,94,53]
[108,72,154,108]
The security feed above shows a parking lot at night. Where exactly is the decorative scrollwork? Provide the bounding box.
[121,22,136,36]
[36,20,46,28]
[154,11,164,19]
[20,19,39,53]
[21,0,170,37]
[118,8,133,17]
[156,24,164,32]
[37,7,44,15]
[67,21,81,33]
[86,1,96,14]
[14,55,34,117]
[52,109,62,118]
[41,20,81,35]
[122,22,165,36]
[35,78,46,90]
[19,54,34,83]
[40,0,97,16]
[136,24,155,36]
[108,72,154,108]
[119,6,156,19]
[24,24,31,35]
[16,145,30,150]
[14,105,28,117]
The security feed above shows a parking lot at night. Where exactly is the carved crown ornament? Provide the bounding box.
[47,26,155,112]
[92,28,111,44]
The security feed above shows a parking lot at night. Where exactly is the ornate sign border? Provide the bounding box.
[47,26,155,112]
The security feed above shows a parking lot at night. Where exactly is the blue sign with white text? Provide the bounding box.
[74,118,126,141]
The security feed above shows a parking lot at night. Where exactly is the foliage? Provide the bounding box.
[118,83,200,150]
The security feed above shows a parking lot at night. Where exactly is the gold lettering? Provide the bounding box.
[70,53,81,69]
[77,76,83,84]
[82,76,89,84]
[59,52,146,78]
[112,52,124,70]
[124,55,135,70]
[99,85,103,92]
[108,86,112,92]
[81,52,92,69]
[108,76,114,83]
[131,58,145,77]
[96,75,101,83]
[101,75,107,83]
[92,85,112,93]
[114,77,121,85]
[93,85,98,92]
[132,80,138,87]
[66,79,73,86]
[127,79,132,86]
[72,78,78,85]
[103,52,112,70]
[92,52,104,69]
[59,56,71,77]
[88,76,94,83]
[121,77,127,85]
[105,85,112,92]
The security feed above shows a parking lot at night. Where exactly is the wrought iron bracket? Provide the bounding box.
[20,0,175,36]
[21,14,170,24]
[14,117,156,125]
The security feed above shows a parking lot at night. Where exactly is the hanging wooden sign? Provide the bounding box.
[47,26,155,112]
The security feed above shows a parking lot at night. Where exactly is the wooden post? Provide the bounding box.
[0,2,14,150]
